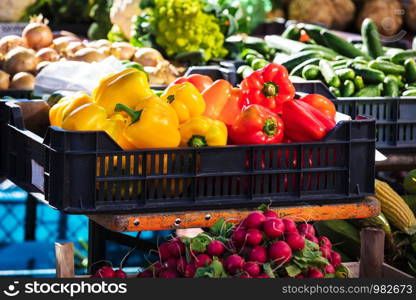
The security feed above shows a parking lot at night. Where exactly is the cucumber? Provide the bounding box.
[361,18,384,59]
[368,60,405,75]
[354,76,365,90]
[383,77,400,97]
[251,58,269,70]
[354,85,382,97]
[402,89,416,97]
[350,64,386,84]
[290,57,321,76]
[376,56,391,62]
[302,45,339,57]
[405,59,416,83]
[322,29,371,60]
[241,48,263,59]
[405,83,416,89]
[244,36,270,55]
[385,47,405,58]
[329,86,341,97]
[392,50,416,64]
[301,23,328,46]
[302,65,321,80]
[265,35,306,54]
[331,60,349,68]
[280,51,322,72]
[335,68,355,81]
[320,59,341,88]
[387,74,404,88]
[281,23,301,41]
[341,80,355,97]
[237,65,254,79]
[333,65,350,71]
[245,54,258,65]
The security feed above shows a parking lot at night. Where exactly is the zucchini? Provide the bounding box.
[383,77,400,97]
[322,29,371,60]
[280,51,322,72]
[361,18,384,58]
[341,80,355,97]
[335,68,355,81]
[265,35,305,54]
[405,59,416,83]
[281,23,301,41]
[301,23,328,46]
[350,64,385,84]
[402,89,416,97]
[244,36,270,55]
[391,50,416,65]
[320,59,341,88]
[290,57,321,77]
[354,75,365,90]
[368,60,405,75]
[302,65,321,80]
[354,85,382,97]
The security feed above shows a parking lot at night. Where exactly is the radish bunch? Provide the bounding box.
[91,266,127,278]
[137,211,347,278]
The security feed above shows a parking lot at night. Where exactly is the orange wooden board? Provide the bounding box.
[88,197,380,232]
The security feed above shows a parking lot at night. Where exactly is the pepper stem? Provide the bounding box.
[188,135,208,147]
[115,103,142,124]
[167,95,175,104]
[263,118,277,137]
[262,82,279,98]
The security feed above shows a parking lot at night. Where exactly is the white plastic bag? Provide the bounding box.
[34,56,126,96]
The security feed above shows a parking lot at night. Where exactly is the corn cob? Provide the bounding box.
[375,180,416,235]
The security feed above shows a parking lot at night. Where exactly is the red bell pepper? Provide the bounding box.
[299,94,336,121]
[282,99,336,143]
[229,104,284,145]
[171,74,213,93]
[240,63,295,115]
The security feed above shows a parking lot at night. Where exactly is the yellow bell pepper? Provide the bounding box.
[161,82,206,124]
[62,103,126,144]
[49,92,92,127]
[93,68,154,115]
[115,96,181,149]
[179,116,227,147]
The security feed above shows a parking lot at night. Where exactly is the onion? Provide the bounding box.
[98,46,111,57]
[36,61,51,74]
[4,47,37,75]
[0,35,26,56]
[134,48,165,67]
[72,48,106,63]
[36,48,59,62]
[52,36,80,54]
[0,70,10,90]
[88,39,112,49]
[111,42,136,60]
[22,15,53,50]
[10,72,35,90]
[65,41,85,57]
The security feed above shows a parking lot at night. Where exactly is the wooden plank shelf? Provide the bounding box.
[88,197,380,232]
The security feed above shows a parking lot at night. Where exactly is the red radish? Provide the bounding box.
[152,261,163,275]
[268,241,292,264]
[184,263,196,278]
[232,228,247,245]
[245,212,266,228]
[295,274,305,278]
[246,228,263,246]
[249,245,268,263]
[243,262,261,277]
[168,240,185,257]
[195,254,212,268]
[305,233,319,244]
[240,273,252,278]
[298,223,315,236]
[330,251,341,267]
[95,266,115,278]
[320,246,331,259]
[137,269,153,278]
[264,210,278,219]
[283,219,298,233]
[225,255,245,274]
[325,264,335,274]
[207,240,225,257]
[113,269,127,278]
[159,268,180,278]
[319,236,332,249]
[307,268,324,278]
[158,243,171,261]
[165,258,178,269]
[263,218,285,238]
[176,257,187,273]
[285,232,305,251]
[256,274,270,278]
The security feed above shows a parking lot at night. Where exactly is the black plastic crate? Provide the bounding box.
[1,100,376,214]
[0,90,34,100]
[294,80,416,153]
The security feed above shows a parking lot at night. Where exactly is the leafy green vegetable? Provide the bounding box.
[195,258,228,278]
